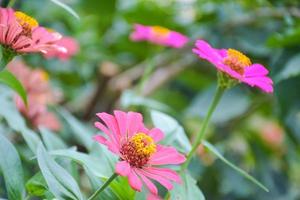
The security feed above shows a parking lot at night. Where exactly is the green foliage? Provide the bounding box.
[0,134,25,200]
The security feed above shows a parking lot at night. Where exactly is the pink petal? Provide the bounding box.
[139,169,173,190]
[114,110,128,137]
[96,113,121,142]
[128,169,143,192]
[193,40,226,70]
[94,121,119,147]
[147,128,164,142]
[147,193,162,200]
[149,145,186,165]
[126,112,143,138]
[93,135,107,144]
[144,167,181,183]
[115,161,131,176]
[244,64,269,77]
[139,172,158,195]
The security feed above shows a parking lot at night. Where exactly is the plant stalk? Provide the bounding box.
[88,173,118,200]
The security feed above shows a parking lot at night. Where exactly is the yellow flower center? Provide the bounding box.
[120,133,156,168]
[14,11,38,37]
[223,49,252,75]
[151,26,170,38]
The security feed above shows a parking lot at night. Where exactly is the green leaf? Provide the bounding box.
[170,172,205,200]
[202,140,269,192]
[58,108,94,150]
[26,172,48,197]
[49,0,80,20]
[0,93,40,153]
[110,176,135,200]
[50,149,113,179]
[120,90,172,113]
[0,133,25,200]
[39,127,67,150]
[187,87,250,123]
[0,70,27,106]
[37,143,84,200]
[151,110,191,153]
[275,53,300,83]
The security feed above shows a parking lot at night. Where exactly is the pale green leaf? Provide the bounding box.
[37,144,84,200]
[202,140,269,192]
[0,133,25,200]
[49,0,80,20]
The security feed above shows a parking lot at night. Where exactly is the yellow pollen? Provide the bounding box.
[15,11,38,30]
[39,71,49,81]
[130,133,156,156]
[223,48,252,75]
[227,49,251,67]
[151,26,170,37]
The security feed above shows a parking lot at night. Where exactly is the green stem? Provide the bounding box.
[88,173,118,200]
[138,58,155,95]
[0,46,15,71]
[181,86,225,171]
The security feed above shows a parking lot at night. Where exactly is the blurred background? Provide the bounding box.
[1,0,300,199]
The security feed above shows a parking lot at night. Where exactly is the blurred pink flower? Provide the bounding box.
[8,60,61,131]
[130,24,188,48]
[93,111,186,199]
[260,122,284,148]
[193,40,273,93]
[44,36,79,60]
[0,8,66,54]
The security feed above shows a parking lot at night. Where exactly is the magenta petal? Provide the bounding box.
[96,113,121,141]
[94,121,119,147]
[244,64,269,77]
[149,145,186,165]
[128,169,143,192]
[243,76,274,93]
[115,161,131,176]
[147,128,164,142]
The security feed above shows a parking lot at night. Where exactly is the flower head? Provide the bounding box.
[44,36,79,60]
[0,8,66,55]
[93,111,186,199]
[130,24,188,48]
[193,40,273,93]
[8,60,61,131]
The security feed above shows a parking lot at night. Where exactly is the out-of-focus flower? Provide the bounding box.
[260,122,284,148]
[0,8,66,55]
[8,60,61,131]
[93,111,186,199]
[130,24,188,48]
[193,40,273,93]
[44,36,79,60]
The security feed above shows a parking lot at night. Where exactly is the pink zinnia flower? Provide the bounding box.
[130,24,188,48]
[8,60,61,131]
[93,111,186,199]
[0,8,66,54]
[44,36,79,60]
[193,40,273,93]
